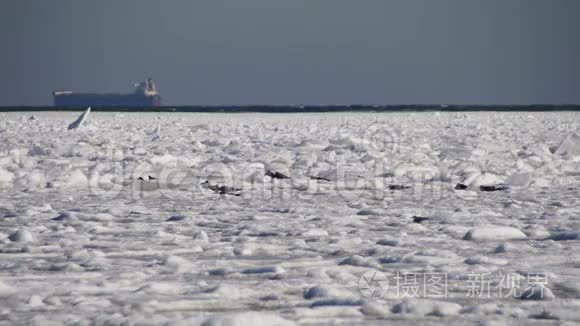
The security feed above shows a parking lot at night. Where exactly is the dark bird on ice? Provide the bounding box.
[388,184,411,190]
[479,184,510,192]
[266,170,291,180]
[200,181,242,196]
[412,216,430,224]
[455,183,468,190]
[137,176,157,181]
[309,175,331,181]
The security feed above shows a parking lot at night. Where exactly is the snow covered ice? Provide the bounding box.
[0,111,579,324]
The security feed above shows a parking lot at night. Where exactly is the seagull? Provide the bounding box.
[455,183,468,190]
[412,216,430,223]
[200,181,242,196]
[309,175,331,181]
[265,170,291,180]
[137,176,157,181]
[388,184,411,190]
[455,183,510,192]
[479,184,510,192]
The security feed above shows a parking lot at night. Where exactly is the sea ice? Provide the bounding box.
[0,111,578,324]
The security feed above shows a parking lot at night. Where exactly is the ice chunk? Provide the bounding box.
[203,283,245,299]
[67,107,91,130]
[135,282,184,295]
[303,285,355,299]
[233,246,253,256]
[193,230,209,242]
[519,284,555,300]
[151,122,161,141]
[505,173,532,187]
[392,299,461,316]
[376,238,401,246]
[302,229,329,237]
[464,255,507,265]
[0,281,15,298]
[552,132,580,156]
[357,209,382,216]
[361,301,391,318]
[162,255,192,273]
[463,172,504,187]
[338,255,381,269]
[68,249,109,269]
[549,231,579,241]
[9,229,34,242]
[310,298,363,307]
[0,167,15,188]
[202,312,295,326]
[440,225,471,239]
[65,169,89,188]
[431,302,462,316]
[28,295,44,307]
[494,242,514,253]
[241,265,285,274]
[463,226,527,241]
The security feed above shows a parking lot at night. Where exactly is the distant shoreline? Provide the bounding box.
[1,105,580,113]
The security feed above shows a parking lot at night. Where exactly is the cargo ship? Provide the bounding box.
[53,78,162,107]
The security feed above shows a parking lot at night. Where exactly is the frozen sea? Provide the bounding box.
[0,111,579,325]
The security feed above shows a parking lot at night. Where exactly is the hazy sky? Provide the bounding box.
[1,0,579,106]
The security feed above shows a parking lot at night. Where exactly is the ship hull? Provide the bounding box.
[53,93,162,107]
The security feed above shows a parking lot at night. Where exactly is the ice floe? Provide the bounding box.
[463,226,527,241]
